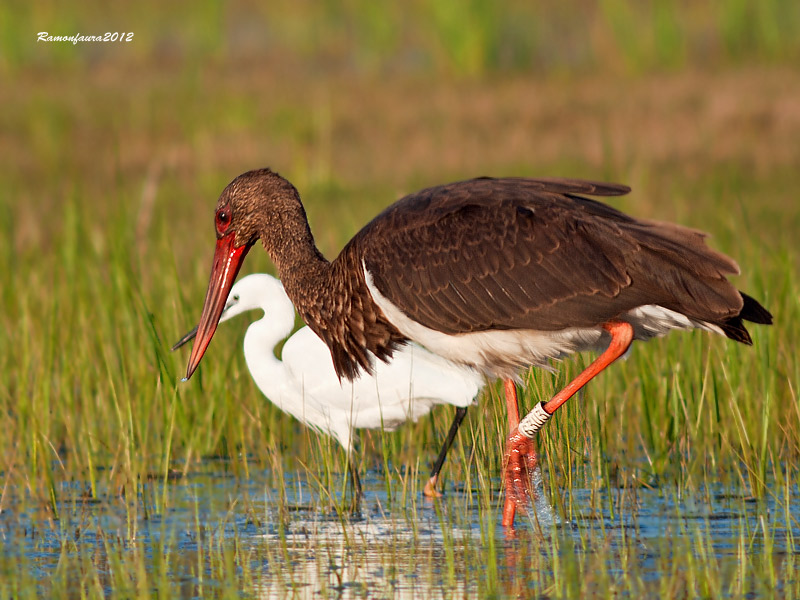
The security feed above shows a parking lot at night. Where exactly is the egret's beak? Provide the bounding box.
[171,325,198,351]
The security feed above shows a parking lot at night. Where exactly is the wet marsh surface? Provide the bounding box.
[3,462,798,598]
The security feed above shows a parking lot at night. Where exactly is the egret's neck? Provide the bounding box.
[241,311,294,402]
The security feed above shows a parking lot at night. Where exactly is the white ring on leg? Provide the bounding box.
[518,402,552,438]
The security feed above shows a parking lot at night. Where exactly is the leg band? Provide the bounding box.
[518,402,552,438]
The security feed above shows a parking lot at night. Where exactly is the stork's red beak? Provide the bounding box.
[184,233,251,380]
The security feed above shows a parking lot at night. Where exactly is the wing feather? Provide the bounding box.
[348,177,744,335]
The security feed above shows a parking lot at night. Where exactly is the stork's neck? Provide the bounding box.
[256,202,343,335]
[264,204,328,269]
[250,182,399,380]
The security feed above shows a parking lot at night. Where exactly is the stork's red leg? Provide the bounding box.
[502,379,521,527]
[502,321,634,527]
[505,379,520,428]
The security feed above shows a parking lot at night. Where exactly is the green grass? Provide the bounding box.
[1,2,799,598]
[4,0,800,75]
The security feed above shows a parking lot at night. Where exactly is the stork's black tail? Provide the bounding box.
[720,291,773,345]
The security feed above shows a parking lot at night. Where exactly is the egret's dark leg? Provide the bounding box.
[347,457,362,497]
[423,406,469,497]
[503,321,635,528]
[346,450,363,512]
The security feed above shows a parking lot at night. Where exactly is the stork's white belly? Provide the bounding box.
[364,266,723,378]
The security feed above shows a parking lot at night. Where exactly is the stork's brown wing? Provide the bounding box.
[349,177,743,335]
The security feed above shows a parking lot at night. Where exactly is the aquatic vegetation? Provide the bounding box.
[1,1,799,597]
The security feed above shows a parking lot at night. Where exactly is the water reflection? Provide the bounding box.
[255,516,477,599]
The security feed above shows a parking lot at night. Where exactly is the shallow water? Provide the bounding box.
[1,462,798,598]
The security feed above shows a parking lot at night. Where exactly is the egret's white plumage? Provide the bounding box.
[200,273,484,458]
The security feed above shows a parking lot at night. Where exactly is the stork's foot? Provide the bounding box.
[502,428,538,528]
[423,474,443,498]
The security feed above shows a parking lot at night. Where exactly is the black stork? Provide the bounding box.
[182,169,772,528]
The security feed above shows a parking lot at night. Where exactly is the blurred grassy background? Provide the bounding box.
[1,0,798,524]
[1,1,800,597]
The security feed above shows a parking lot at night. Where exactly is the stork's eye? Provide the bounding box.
[215,207,232,233]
